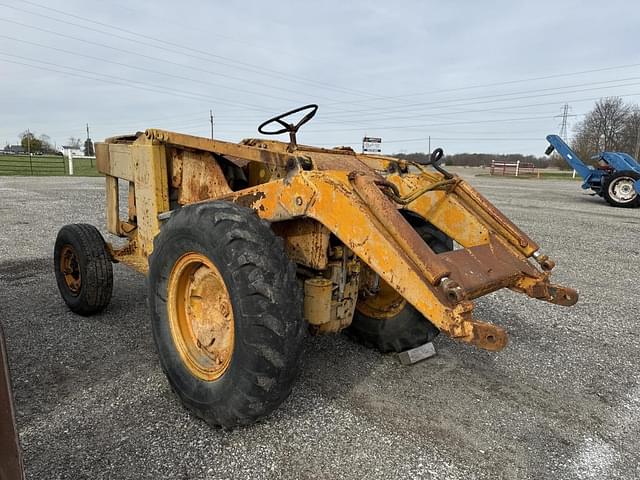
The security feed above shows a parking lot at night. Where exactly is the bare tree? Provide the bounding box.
[67,137,82,149]
[572,97,631,163]
[621,106,640,159]
[38,134,55,153]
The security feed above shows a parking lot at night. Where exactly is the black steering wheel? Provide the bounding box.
[258,104,318,148]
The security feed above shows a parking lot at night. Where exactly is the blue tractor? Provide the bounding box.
[545,135,640,208]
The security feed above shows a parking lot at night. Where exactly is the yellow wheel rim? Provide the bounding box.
[167,252,235,381]
[60,244,81,295]
[357,279,406,319]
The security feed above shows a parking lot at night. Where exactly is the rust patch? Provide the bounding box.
[232,191,267,209]
[546,284,579,306]
[456,181,538,253]
[271,219,330,270]
[168,148,183,188]
[513,279,579,306]
[466,320,508,351]
[350,172,451,285]
[176,150,231,204]
[437,235,541,300]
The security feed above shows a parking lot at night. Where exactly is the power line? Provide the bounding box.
[0,17,324,102]
[8,50,632,142]
[7,1,381,101]
[311,84,640,132]
[33,112,213,135]
[316,95,615,125]
[5,5,640,123]
[323,62,640,108]
[94,112,213,128]
[0,53,274,112]
[6,50,636,145]
[59,1,276,53]
[310,90,640,132]
[314,136,548,147]
[206,84,630,133]
[303,113,575,134]
[6,0,640,125]
[3,9,638,151]
[5,23,600,130]
[0,34,309,105]
[19,0,639,113]
[318,77,640,120]
[298,80,640,132]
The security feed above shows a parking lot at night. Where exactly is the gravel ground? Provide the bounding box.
[1,173,639,480]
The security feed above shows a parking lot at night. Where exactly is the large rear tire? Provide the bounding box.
[346,213,452,353]
[603,170,640,208]
[148,201,305,428]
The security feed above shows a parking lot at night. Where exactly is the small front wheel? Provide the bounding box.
[53,224,113,315]
[347,214,452,353]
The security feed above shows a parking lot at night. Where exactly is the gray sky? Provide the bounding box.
[1,0,639,155]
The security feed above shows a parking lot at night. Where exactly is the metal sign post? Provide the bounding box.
[66,151,74,176]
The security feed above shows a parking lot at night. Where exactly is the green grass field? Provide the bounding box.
[0,155,100,176]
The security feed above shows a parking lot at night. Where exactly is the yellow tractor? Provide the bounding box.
[53,105,578,427]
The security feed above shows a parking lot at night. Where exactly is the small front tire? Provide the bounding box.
[346,214,452,353]
[53,224,113,315]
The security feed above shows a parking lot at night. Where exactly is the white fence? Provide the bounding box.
[489,160,536,177]
[64,151,96,175]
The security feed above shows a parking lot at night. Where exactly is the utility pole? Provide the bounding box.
[210,109,214,140]
[27,128,31,156]
[428,135,431,153]
[85,123,95,157]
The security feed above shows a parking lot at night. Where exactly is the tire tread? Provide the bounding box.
[148,201,305,428]
[54,223,113,315]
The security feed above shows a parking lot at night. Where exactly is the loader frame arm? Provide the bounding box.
[546,134,597,189]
